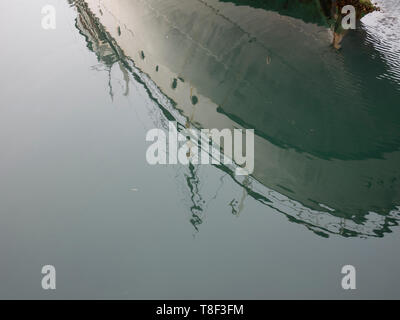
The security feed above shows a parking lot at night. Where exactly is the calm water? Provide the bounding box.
[1,0,400,299]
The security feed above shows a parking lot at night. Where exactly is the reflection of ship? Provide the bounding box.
[71,0,400,237]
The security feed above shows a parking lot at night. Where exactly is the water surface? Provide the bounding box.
[1,0,400,299]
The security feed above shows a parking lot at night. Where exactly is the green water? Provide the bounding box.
[1,0,400,299]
